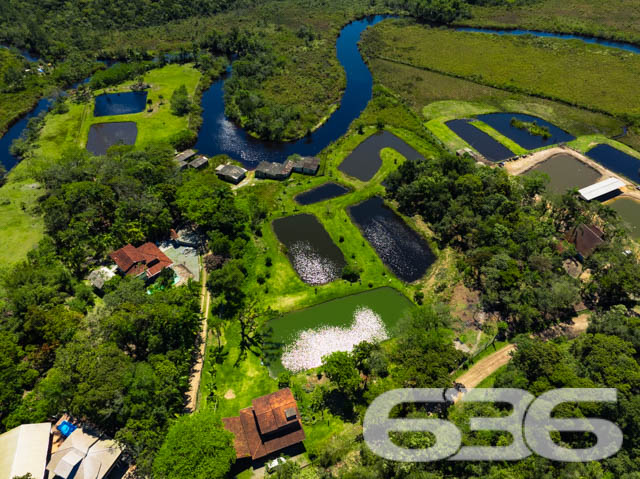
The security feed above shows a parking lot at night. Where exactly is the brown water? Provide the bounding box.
[607,198,640,239]
[528,154,601,195]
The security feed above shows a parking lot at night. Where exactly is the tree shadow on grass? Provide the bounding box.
[323,388,356,422]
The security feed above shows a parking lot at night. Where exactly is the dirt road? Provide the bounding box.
[185,264,210,412]
[456,344,517,389]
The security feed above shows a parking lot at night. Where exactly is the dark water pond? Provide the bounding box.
[477,113,574,150]
[587,144,640,184]
[94,91,148,117]
[348,196,435,282]
[339,131,426,181]
[607,198,640,239]
[446,119,514,162]
[86,122,137,156]
[456,27,640,55]
[272,214,346,285]
[295,182,350,205]
[528,154,601,194]
[194,15,392,168]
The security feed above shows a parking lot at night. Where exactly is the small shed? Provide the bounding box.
[189,155,209,170]
[86,266,116,291]
[293,156,320,175]
[255,161,293,180]
[216,164,247,184]
[174,149,197,163]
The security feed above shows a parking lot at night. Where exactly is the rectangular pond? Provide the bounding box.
[272,213,345,285]
[446,119,514,162]
[527,153,601,195]
[264,287,414,374]
[587,144,640,184]
[607,198,640,240]
[94,91,148,117]
[476,113,575,150]
[86,122,137,156]
[339,131,425,182]
[348,196,435,282]
[294,182,350,205]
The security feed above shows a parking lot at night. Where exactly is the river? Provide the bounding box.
[3,19,640,173]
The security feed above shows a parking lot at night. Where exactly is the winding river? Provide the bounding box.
[3,19,640,172]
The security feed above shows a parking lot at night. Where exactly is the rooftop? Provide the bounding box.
[578,177,626,201]
[109,242,173,279]
[0,423,51,479]
[222,388,305,460]
[174,149,197,163]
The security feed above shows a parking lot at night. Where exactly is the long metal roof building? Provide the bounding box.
[578,178,626,201]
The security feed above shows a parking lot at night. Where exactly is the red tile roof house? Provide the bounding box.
[222,388,306,466]
[109,243,173,282]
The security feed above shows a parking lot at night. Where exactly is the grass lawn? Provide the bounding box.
[362,21,640,119]
[0,163,45,266]
[34,63,201,157]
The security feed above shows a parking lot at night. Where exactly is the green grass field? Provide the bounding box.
[362,21,640,120]
[0,163,45,266]
[465,0,640,45]
[34,63,201,158]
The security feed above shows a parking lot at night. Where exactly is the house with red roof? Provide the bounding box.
[109,243,173,281]
[222,388,305,462]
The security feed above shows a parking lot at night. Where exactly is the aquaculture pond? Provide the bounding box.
[272,213,346,285]
[477,113,574,150]
[294,182,350,205]
[587,144,640,184]
[94,91,148,117]
[264,287,413,375]
[607,198,640,240]
[348,196,435,282]
[86,122,137,156]
[528,154,601,194]
[339,131,425,182]
[446,119,514,162]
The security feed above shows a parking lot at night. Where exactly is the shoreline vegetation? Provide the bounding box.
[510,116,552,139]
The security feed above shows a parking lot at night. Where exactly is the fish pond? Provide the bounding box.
[607,198,640,240]
[348,196,435,282]
[294,182,350,205]
[527,154,601,195]
[477,113,574,150]
[264,287,413,375]
[445,119,514,162]
[339,131,426,181]
[94,91,148,117]
[86,122,137,156]
[272,213,345,285]
[587,144,640,184]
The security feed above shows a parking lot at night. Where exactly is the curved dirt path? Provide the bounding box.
[456,344,516,389]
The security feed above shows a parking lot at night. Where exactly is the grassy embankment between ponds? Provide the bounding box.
[361,20,640,151]
[34,63,201,157]
[464,0,640,46]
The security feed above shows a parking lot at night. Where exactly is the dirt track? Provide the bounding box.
[185,263,210,412]
[456,344,517,389]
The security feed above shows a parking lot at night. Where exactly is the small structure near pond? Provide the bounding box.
[188,155,209,170]
[578,177,626,201]
[256,156,320,181]
[564,224,604,260]
[216,163,247,184]
[222,388,305,461]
